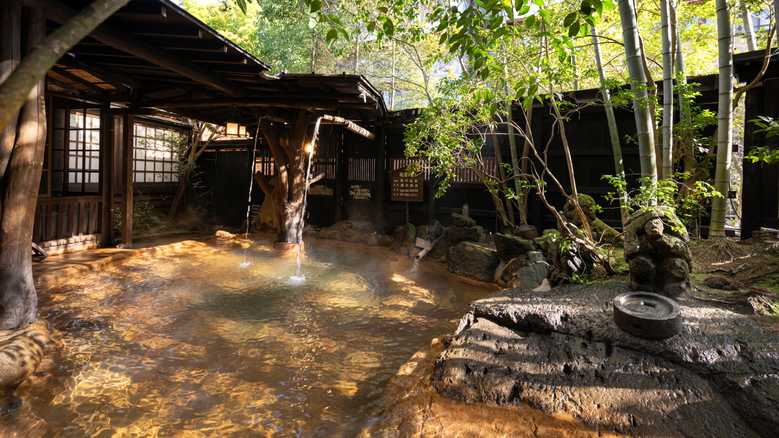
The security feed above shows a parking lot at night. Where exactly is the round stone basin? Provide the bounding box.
[613,292,682,339]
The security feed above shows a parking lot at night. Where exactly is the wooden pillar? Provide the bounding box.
[100,111,114,247]
[121,114,134,245]
[335,128,345,222]
[428,174,436,225]
[374,126,386,232]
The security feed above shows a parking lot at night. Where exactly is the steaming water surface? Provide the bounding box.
[4,237,497,437]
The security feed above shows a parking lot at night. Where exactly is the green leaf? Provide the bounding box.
[235,0,247,14]
[326,29,338,47]
[564,12,578,28]
[568,21,580,38]
[525,15,535,28]
[383,18,395,37]
[580,0,592,16]
[308,0,323,13]
[518,5,531,15]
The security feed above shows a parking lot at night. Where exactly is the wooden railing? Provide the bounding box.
[33,196,103,246]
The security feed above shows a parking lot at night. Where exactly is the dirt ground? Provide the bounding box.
[686,237,779,332]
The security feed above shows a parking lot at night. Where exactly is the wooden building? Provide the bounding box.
[23,0,385,254]
[735,50,779,239]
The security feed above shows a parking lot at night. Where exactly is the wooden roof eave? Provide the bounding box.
[26,0,252,98]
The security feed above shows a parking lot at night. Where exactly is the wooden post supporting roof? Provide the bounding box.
[100,110,115,247]
[121,114,134,245]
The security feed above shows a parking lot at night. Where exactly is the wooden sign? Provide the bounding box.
[390,170,423,202]
[349,183,372,201]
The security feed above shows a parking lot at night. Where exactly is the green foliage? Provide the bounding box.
[746,115,779,164]
[113,194,165,240]
[602,174,722,230]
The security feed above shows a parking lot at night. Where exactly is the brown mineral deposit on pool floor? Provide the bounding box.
[355,336,623,438]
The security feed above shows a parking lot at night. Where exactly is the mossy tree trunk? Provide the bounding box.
[254,110,313,244]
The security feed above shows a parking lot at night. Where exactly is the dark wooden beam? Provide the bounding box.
[50,66,110,94]
[46,75,86,95]
[130,23,203,39]
[55,54,136,92]
[30,0,251,98]
[137,96,380,109]
[112,2,167,17]
[158,39,229,52]
[142,99,341,111]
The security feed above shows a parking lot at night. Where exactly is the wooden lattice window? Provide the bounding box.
[132,124,181,184]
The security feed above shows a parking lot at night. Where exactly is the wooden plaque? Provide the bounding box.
[390,170,424,202]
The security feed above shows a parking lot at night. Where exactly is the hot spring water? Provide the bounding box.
[4,237,496,437]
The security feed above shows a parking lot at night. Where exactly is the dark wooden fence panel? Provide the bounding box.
[742,78,779,237]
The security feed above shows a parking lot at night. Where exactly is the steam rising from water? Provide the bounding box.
[9,237,497,437]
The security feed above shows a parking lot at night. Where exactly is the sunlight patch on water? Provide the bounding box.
[280,274,306,285]
[8,238,499,437]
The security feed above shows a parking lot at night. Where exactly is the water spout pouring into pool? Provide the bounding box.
[294,117,323,277]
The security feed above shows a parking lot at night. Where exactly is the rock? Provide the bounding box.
[527,250,545,264]
[494,257,528,287]
[446,242,500,282]
[215,230,234,239]
[0,321,52,414]
[356,336,621,438]
[562,194,621,244]
[366,233,380,246]
[377,235,393,247]
[430,234,451,261]
[431,283,779,437]
[515,223,540,240]
[315,228,334,239]
[625,207,692,297]
[510,263,550,290]
[392,223,416,254]
[416,225,430,240]
[428,221,445,239]
[704,274,745,291]
[451,213,476,228]
[326,220,376,241]
[493,233,536,263]
[533,229,561,255]
[448,225,481,244]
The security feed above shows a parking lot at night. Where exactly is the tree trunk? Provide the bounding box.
[0,1,21,182]
[260,111,313,244]
[740,1,756,52]
[618,0,658,184]
[592,24,628,227]
[710,0,733,239]
[0,0,130,136]
[0,5,46,330]
[660,0,674,180]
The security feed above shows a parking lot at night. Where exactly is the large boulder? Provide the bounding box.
[391,223,416,254]
[447,225,482,244]
[562,193,620,244]
[493,233,536,263]
[446,242,500,282]
[431,283,779,437]
[451,213,476,228]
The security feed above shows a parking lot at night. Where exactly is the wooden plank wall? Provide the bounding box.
[742,78,779,238]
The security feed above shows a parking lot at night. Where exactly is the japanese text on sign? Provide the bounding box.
[390,171,423,202]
